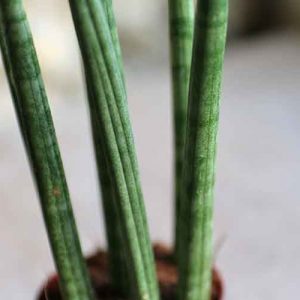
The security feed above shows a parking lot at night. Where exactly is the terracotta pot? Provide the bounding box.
[38,244,223,300]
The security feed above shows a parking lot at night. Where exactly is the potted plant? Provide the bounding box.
[0,0,228,299]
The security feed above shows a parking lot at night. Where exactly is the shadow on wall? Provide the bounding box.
[229,0,300,36]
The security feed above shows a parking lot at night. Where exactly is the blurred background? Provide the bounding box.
[1,0,300,299]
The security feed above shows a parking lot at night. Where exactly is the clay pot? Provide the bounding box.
[38,244,223,300]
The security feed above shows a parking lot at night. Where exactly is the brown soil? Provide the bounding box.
[38,244,223,300]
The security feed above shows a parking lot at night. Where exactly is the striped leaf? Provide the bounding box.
[68,1,159,299]
[178,1,228,299]
[0,1,95,299]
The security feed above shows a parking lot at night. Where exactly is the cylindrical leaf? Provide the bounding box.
[68,1,159,299]
[0,2,95,299]
[178,1,228,299]
[168,0,194,259]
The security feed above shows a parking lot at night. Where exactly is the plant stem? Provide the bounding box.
[168,0,194,260]
[104,0,125,84]
[69,1,159,299]
[87,76,128,296]
[0,1,95,300]
[86,0,128,295]
[178,1,228,300]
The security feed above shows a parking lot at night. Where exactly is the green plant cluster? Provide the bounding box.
[0,1,228,299]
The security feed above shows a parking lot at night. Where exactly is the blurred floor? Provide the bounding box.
[0,32,300,299]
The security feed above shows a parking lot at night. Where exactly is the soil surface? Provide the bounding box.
[38,244,222,300]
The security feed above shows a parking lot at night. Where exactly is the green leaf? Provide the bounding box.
[168,0,194,260]
[68,1,159,299]
[0,1,95,299]
[86,0,128,295]
[178,1,228,300]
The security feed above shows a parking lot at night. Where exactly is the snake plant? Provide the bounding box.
[0,0,228,299]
